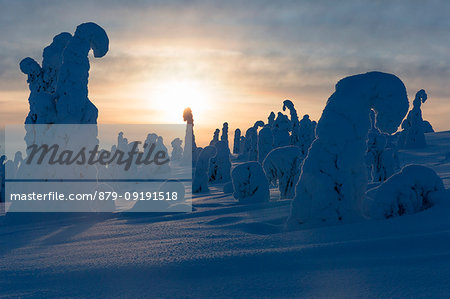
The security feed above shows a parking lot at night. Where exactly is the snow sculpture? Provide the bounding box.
[193,146,216,193]
[183,107,197,164]
[233,129,241,154]
[289,72,409,226]
[398,89,428,148]
[272,112,291,148]
[263,146,303,199]
[231,162,270,203]
[365,165,445,219]
[208,141,231,183]
[210,129,220,146]
[298,115,315,157]
[171,138,183,161]
[257,125,273,163]
[283,100,300,145]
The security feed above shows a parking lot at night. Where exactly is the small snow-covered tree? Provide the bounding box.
[364,165,445,219]
[257,125,274,163]
[263,146,303,199]
[183,107,197,165]
[221,122,229,147]
[298,115,315,157]
[233,129,241,154]
[268,112,276,127]
[272,112,291,148]
[232,162,270,203]
[171,138,183,161]
[398,89,428,148]
[208,140,232,183]
[283,100,300,146]
[245,121,264,161]
[210,129,220,146]
[193,146,216,193]
[289,72,409,226]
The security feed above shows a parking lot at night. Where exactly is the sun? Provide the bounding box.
[151,79,210,123]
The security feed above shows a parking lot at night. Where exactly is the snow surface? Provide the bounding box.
[0,131,450,297]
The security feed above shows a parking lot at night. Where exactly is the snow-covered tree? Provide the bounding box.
[171,138,183,161]
[263,146,303,199]
[289,72,409,226]
[208,140,231,183]
[298,115,315,157]
[232,162,270,203]
[221,122,229,147]
[272,112,291,148]
[257,125,273,163]
[268,112,275,127]
[365,165,445,219]
[233,129,241,154]
[245,121,264,161]
[183,107,197,165]
[283,100,300,146]
[210,129,220,146]
[55,23,109,124]
[398,89,428,148]
[193,146,216,193]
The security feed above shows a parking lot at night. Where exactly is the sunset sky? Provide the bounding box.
[1,0,449,146]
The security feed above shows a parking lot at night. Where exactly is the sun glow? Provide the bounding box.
[149,79,211,123]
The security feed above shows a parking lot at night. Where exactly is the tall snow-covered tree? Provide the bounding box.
[289,72,409,226]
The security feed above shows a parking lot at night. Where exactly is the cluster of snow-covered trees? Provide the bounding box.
[191,71,444,229]
[5,23,446,223]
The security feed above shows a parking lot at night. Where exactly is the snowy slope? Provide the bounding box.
[0,131,449,298]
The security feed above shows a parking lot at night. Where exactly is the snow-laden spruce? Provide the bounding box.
[257,124,274,163]
[231,162,270,203]
[283,100,300,146]
[193,146,217,193]
[263,146,303,199]
[366,111,399,182]
[233,129,241,154]
[183,107,197,165]
[56,23,108,124]
[171,138,183,161]
[208,141,232,183]
[244,121,264,161]
[364,165,445,219]
[221,122,229,147]
[272,112,291,148]
[289,72,409,226]
[210,129,220,146]
[298,114,315,157]
[268,112,275,127]
[398,89,428,148]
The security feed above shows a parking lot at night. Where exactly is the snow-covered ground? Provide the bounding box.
[1,131,449,298]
